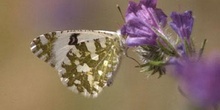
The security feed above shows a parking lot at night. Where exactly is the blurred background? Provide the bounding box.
[0,0,220,110]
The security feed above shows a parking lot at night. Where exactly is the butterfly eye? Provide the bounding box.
[68,33,80,45]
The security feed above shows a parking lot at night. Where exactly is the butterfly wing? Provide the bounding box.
[30,30,123,97]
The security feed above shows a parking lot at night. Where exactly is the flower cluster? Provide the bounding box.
[121,0,195,76]
[121,0,167,46]
[121,0,220,108]
[174,54,220,107]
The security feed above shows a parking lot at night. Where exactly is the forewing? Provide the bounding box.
[30,30,122,97]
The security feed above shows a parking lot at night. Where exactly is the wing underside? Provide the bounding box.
[30,30,122,97]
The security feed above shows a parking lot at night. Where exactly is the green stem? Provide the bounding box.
[151,26,180,57]
[184,38,191,56]
[158,35,180,57]
[136,60,166,68]
[157,39,174,56]
[198,39,207,60]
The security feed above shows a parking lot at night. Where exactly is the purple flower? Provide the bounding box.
[121,0,167,46]
[170,11,194,39]
[173,53,220,106]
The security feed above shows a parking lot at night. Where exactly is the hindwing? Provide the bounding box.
[30,30,123,97]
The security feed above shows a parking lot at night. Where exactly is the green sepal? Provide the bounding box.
[157,36,180,57]
[157,39,175,56]
[136,60,167,77]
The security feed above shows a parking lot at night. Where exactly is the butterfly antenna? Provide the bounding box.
[125,47,141,66]
[116,5,139,65]
[116,4,125,23]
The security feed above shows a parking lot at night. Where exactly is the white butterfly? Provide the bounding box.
[30,30,124,98]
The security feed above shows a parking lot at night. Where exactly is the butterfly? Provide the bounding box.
[30,30,125,98]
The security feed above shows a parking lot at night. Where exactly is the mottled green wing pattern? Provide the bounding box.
[30,30,123,97]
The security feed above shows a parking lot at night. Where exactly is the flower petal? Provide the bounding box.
[155,8,167,27]
[126,36,157,46]
[173,53,220,106]
[121,0,167,46]
[140,0,157,8]
[126,1,139,15]
[170,11,194,39]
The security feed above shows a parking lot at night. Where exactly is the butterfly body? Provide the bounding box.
[30,30,124,97]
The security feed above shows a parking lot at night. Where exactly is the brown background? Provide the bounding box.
[0,0,220,110]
